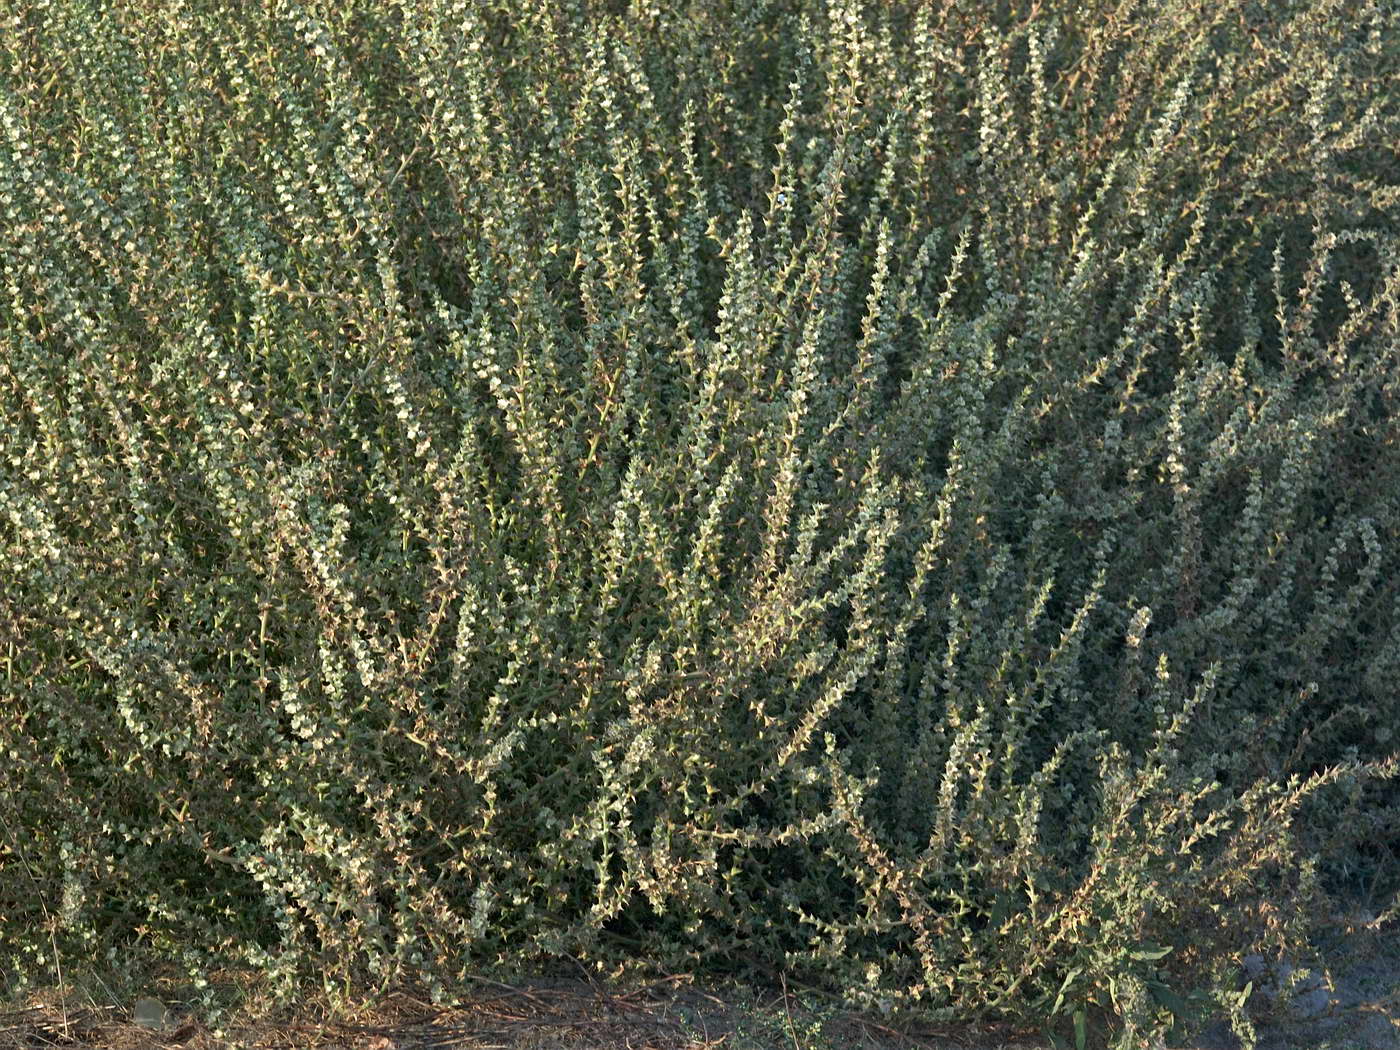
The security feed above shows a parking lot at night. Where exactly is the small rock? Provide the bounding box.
[1289,983,1332,1020]
[133,996,169,1030]
[1277,965,1330,1020]
[1241,954,1268,981]
[1237,954,1332,1019]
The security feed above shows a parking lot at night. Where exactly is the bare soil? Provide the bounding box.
[2,902,1394,1050]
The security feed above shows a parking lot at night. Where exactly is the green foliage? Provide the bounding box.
[1,0,1398,1047]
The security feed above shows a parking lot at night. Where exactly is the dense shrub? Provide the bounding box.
[2,1,1397,1047]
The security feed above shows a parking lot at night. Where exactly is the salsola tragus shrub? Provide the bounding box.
[2,0,1398,1047]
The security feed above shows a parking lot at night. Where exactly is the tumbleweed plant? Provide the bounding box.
[2,1,1398,1048]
